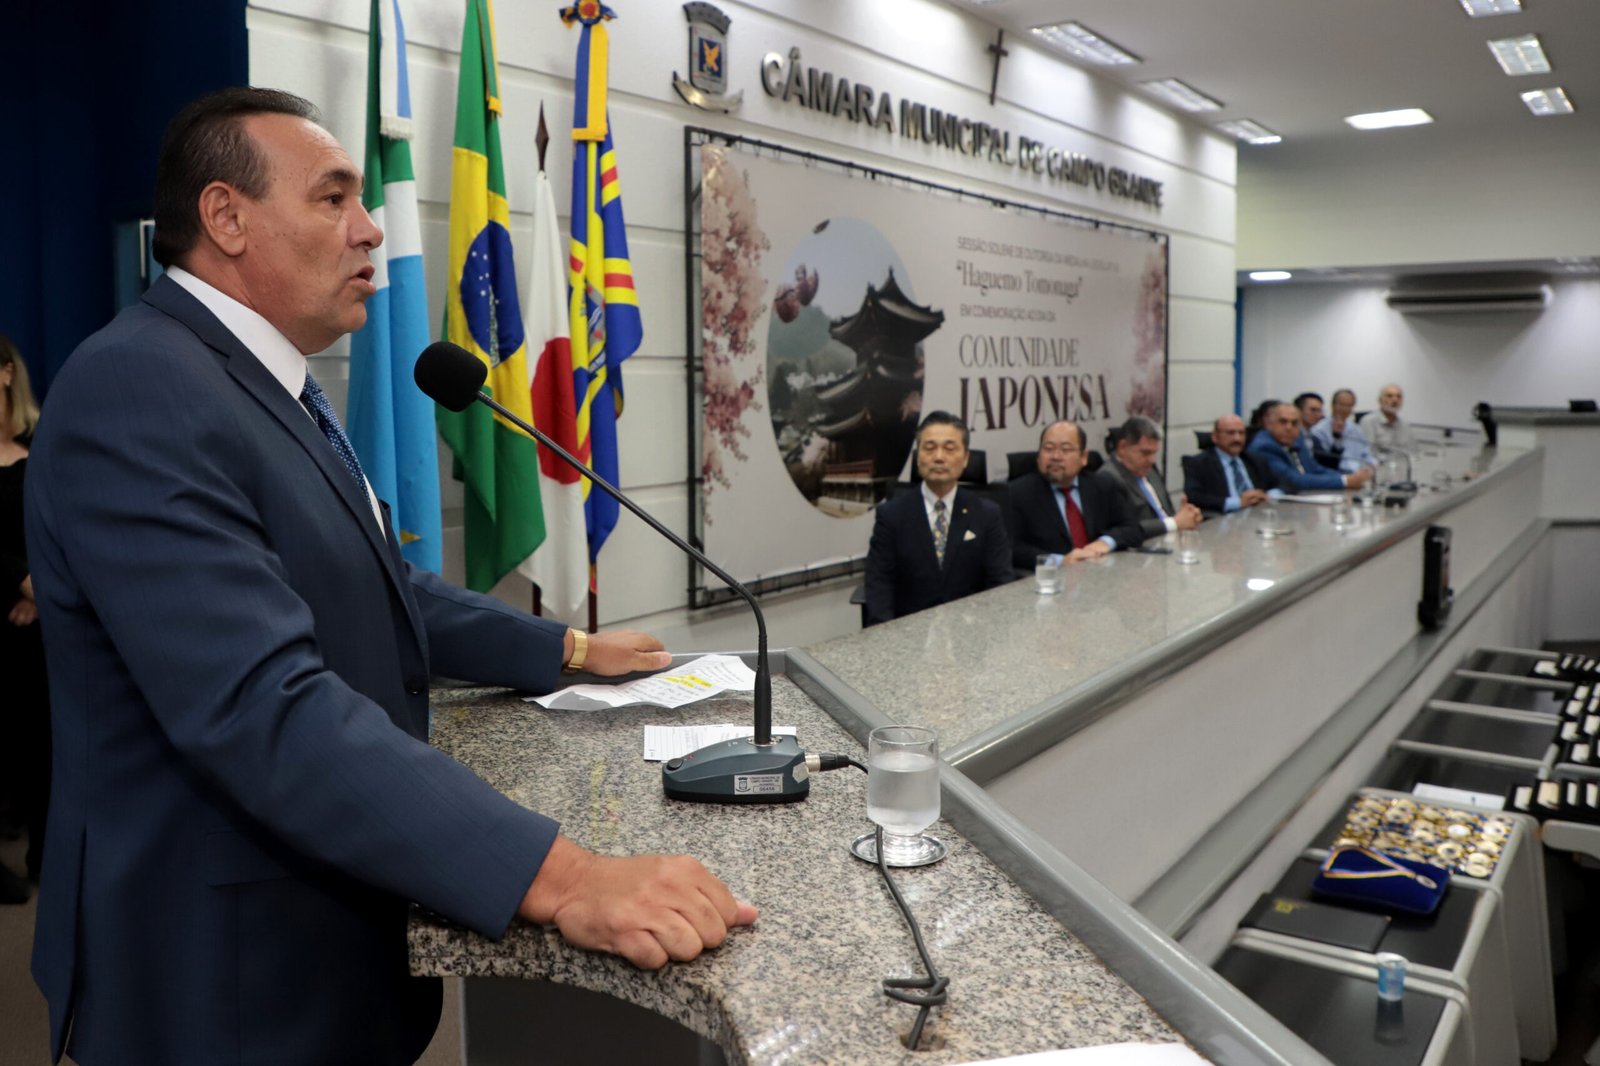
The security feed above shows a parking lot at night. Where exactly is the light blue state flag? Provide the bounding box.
[348,0,443,571]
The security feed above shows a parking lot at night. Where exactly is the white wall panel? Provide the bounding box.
[1238,131,1600,272]
[1241,278,1600,428]
[1169,236,1236,305]
[1167,363,1237,429]
[1168,298,1234,367]
[613,360,689,491]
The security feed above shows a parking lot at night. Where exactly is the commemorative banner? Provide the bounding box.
[696,139,1167,591]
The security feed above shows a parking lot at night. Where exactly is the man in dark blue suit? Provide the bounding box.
[863,411,1013,626]
[1183,413,1279,515]
[1006,420,1145,569]
[1246,402,1373,494]
[24,89,754,1066]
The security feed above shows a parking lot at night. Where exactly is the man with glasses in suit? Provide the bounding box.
[1007,420,1144,569]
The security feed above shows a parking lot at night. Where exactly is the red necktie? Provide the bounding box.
[1064,492,1089,549]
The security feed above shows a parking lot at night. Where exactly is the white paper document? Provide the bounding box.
[526,653,757,711]
[642,723,799,762]
[1278,493,1346,505]
[950,1042,1208,1066]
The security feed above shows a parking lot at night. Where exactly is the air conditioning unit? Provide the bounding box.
[1385,272,1552,314]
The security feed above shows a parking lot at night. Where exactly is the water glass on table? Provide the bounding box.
[1330,499,1355,530]
[1035,554,1062,594]
[1176,529,1201,565]
[852,725,946,867]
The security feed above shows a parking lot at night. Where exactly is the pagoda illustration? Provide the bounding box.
[810,270,944,507]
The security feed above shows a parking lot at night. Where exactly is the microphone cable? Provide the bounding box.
[807,753,950,1050]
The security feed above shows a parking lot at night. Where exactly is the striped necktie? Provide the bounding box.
[299,373,369,494]
[1227,456,1249,495]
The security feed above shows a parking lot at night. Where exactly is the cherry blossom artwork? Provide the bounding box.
[1126,250,1167,421]
[700,146,772,511]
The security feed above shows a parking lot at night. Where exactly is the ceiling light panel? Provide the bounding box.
[1029,22,1141,66]
[1344,108,1434,130]
[1459,0,1522,16]
[1216,119,1283,145]
[1488,34,1551,75]
[1521,87,1575,116]
[1140,78,1223,112]
[1249,271,1293,282]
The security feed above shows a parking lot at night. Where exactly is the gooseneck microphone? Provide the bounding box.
[414,341,807,804]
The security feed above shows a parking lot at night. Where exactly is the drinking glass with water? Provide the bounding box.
[1035,554,1062,593]
[852,725,946,867]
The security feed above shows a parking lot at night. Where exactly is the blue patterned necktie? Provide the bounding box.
[299,373,369,494]
[1228,456,1249,496]
[932,499,949,566]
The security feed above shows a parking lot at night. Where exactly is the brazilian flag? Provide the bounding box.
[437,0,544,592]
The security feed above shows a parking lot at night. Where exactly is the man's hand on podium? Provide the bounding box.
[518,835,759,969]
[563,628,675,676]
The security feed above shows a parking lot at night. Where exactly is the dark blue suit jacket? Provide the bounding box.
[1245,431,1347,492]
[863,486,1012,626]
[25,277,569,1065]
[1182,448,1278,515]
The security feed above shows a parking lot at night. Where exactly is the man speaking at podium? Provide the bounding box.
[24,88,754,1066]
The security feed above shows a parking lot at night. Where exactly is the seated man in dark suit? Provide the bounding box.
[863,411,1013,626]
[1102,416,1203,540]
[1246,403,1373,493]
[1007,420,1144,569]
[1184,413,1279,515]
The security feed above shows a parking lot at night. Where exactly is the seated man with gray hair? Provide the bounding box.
[1103,416,1203,540]
[1359,382,1417,457]
[1247,403,1374,493]
[1309,388,1378,473]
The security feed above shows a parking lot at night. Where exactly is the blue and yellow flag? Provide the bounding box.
[437,0,544,591]
[348,0,443,573]
[562,1,642,573]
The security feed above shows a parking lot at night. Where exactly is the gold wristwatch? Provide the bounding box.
[563,628,588,674]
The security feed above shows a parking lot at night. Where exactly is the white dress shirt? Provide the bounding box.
[167,266,386,532]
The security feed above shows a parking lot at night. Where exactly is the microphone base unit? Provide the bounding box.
[662,735,811,804]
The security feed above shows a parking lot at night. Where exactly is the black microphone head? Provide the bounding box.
[414,341,488,412]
